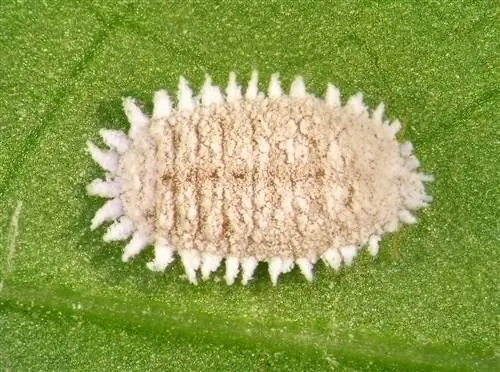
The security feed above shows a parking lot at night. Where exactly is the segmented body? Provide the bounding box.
[87,72,432,285]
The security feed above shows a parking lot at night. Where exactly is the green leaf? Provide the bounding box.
[1,1,498,370]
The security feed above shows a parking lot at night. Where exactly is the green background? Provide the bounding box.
[1,1,498,370]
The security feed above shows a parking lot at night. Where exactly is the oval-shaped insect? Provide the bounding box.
[87,71,433,285]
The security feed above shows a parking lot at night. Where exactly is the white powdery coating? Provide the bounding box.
[245,71,259,99]
[268,257,294,286]
[91,198,123,230]
[87,178,120,198]
[388,120,402,136]
[346,93,367,115]
[368,235,381,256]
[241,257,259,285]
[147,239,175,272]
[372,103,385,123]
[296,258,314,282]
[200,253,222,281]
[325,84,341,108]
[87,71,433,285]
[226,72,242,102]
[152,90,172,119]
[268,73,282,98]
[201,76,224,107]
[322,248,343,271]
[99,129,129,154]
[123,98,149,139]
[104,217,134,242]
[290,76,306,98]
[122,231,150,262]
[178,77,195,111]
[339,245,358,266]
[399,210,417,224]
[224,257,240,285]
[179,249,201,284]
[87,141,119,173]
[400,141,413,158]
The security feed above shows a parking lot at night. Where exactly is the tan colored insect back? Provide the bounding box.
[87,71,433,285]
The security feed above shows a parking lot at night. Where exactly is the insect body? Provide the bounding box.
[87,71,432,285]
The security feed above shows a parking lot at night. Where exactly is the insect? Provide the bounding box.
[87,71,433,285]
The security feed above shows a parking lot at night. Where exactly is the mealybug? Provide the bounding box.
[87,71,433,285]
